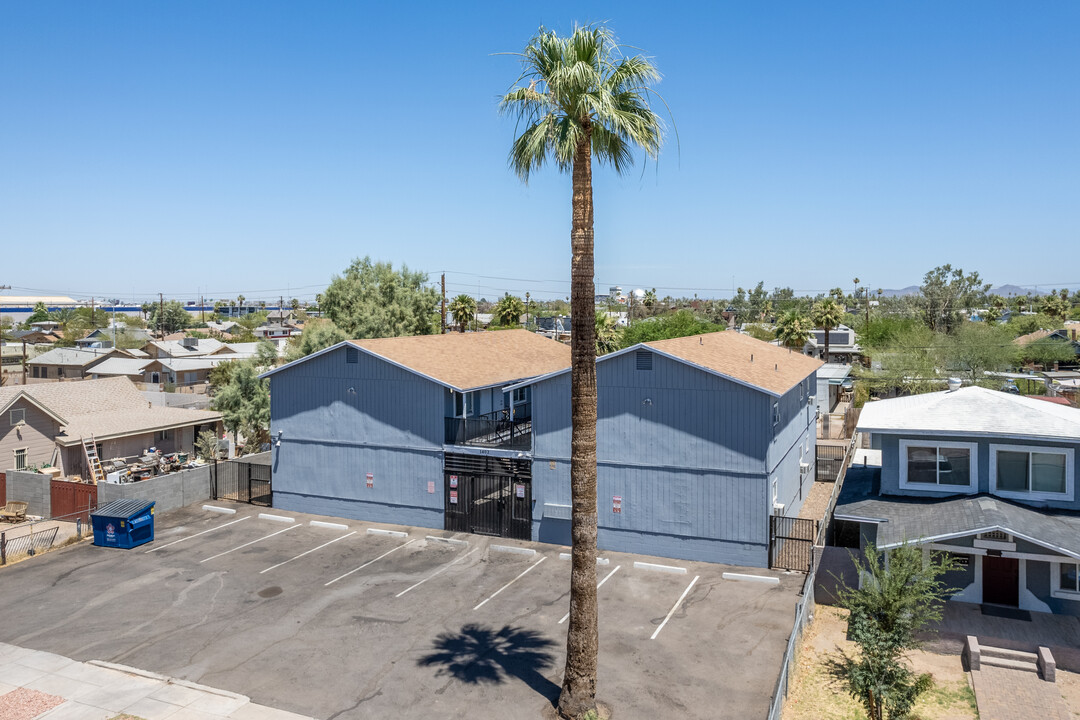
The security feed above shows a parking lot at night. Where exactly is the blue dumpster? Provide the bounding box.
[91,499,156,549]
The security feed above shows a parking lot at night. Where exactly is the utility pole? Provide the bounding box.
[525,292,530,330]
[90,297,95,328]
[159,293,165,339]
[21,340,27,385]
[200,292,205,323]
[865,285,870,330]
[440,274,447,334]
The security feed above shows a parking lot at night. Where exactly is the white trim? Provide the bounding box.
[989,442,1074,502]
[898,438,978,494]
[13,446,28,471]
[881,525,1080,561]
[856,426,1080,444]
[1051,560,1080,600]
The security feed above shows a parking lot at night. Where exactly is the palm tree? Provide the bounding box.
[594,313,620,354]
[811,299,845,362]
[501,24,665,718]
[493,294,525,327]
[776,310,811,350]
[643,288,657,310]
[448,294,477,333]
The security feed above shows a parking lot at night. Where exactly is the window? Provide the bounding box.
[990,444,1073,500]
[772,402,780,426]
[513,387,528,404]
[345,346,358,364]
[9,408,25,426]
[14,448,27,471]
[1052,562,1080,598]
[57,367,64,378]
[31,366,40,378]
[157,429,171,442]
[898,439,977,493]
[454,392,465,418]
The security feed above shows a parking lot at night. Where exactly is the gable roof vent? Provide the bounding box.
[635,350,653,370]
[346,346,358,364]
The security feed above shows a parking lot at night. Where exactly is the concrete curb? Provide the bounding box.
[87,660,250,701]
[367,528,408,538]
[559,553,610,565]
[491,545,537,556]
[310,520,349,531]
[425,535,468,547]
[258,513,295,524]
[633,561,687,574]
[202,505,236,515]
[722,572,780,584]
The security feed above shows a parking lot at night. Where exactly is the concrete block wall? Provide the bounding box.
[4,470,52,517]
[97,465,212,513]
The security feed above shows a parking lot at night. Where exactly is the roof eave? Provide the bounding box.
[56,414,223,446]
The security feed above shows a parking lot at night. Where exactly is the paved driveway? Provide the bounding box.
[0,502,802,719]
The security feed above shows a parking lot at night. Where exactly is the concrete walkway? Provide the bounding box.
[0,642,314,720]
[970,664,1071,720]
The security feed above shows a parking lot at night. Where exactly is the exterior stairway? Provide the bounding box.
[964,635,1055,681]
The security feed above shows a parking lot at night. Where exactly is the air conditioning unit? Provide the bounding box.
[800,462,811,476]
[772,502,785,514]
[807,395,816,405]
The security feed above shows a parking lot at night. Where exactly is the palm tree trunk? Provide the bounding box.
[558,129,599,719]
[824,325,831,362]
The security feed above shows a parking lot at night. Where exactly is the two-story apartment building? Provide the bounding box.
[832,385,1080,616]
[264,329,821,568]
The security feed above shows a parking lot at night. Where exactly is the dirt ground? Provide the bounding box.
[784,606,1080,720]
[798,479,835,522]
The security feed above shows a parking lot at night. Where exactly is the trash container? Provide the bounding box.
[91,499,156,549]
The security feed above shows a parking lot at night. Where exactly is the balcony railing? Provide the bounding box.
[445,404,531,450]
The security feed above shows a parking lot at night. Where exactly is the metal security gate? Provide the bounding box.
[211,457,272,507]
[444,453,531,540]
[770,516,816,572]
[816,444,847,481]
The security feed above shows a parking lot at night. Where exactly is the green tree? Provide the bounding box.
[918,265,990,334]
[643,288,657,311]
[620,310,719,348]
[938,322,1016,384]
[858,323,939,396]
[211,361,270,451]
[148,300,193,336]
[448,294,477,333]
[835,543,956,720]
[493,293,525,327]
[1041,294,1070,322]
[594,313,621,354]
[195,429,221,463]
[1019,336,1076,368]
[501,23,665,718]
[285,319,348,362]
[742,323,776,342]
[321,256,439,338]
[811,299,845,360]
[26,302,50,324]
[775,310,812,349]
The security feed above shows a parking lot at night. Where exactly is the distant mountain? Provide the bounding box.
[877,284,1045,298]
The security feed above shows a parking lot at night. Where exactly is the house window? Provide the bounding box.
[14,448,27,471]
[772,402,780,426]
[898,439,977,493]
[9,408,25,426]
[513,387,528,404]
[1052,562,1080,598]
[57,367,65,378]
[454,392,465,418]
[158,429,171,442]
[32,366,40,378]
[990,443,1073,500]
[346,346,358,364]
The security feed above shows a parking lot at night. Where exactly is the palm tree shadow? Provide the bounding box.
[418,623,559,703]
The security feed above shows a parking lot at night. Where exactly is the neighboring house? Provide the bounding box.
[29,321,61,333]
[1014,329,1080,368]
[253,323,301,347]
[142,338,230,359]
[9,329,61,344]
[267,310,297,324]
[206,321,239,335]
[815,363,853,416]
[535,316,570,339]
[0,377,221,476]
[88,357,153,381]
[264,329,821,568]
[803,324,861,364]
[75,327,152,349]
[27,347,120,380]
[830,386,1080,616]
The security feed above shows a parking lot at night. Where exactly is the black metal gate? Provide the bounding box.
[769,516,816,572]
[816,444,847,481]
[444,453,531,540]
[211,457,272,507]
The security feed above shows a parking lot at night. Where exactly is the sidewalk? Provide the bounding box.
[0,642,314,720]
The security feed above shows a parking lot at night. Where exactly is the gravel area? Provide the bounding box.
[0,687,65,720]
[798,479,835,522]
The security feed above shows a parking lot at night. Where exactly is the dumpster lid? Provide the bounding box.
[91,499,155,519]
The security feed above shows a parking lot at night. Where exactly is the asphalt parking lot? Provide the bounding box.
[0,502,803,719]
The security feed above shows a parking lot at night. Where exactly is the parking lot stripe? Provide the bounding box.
[559,564,621,624]
[324,539,416,587]
[650,575,700,640]
[395,547,478,598]
[144,516,250,553]
[260,531,357,574]
[199,525,300,563]
[473,556,547,611]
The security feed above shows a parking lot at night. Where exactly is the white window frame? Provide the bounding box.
[1051,560,1080,600]
[898,439,978,494]
[14,447,28,471]
[772,401,780,427]
[9,408,25,426]
[989,443,1074,502]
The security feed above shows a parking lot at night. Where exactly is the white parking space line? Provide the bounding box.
[650,575,700,640]
[559,564,621,624]
[260,531,357,574]
[473,556,547,611]
[144,516,251,553]
[199,525,300,563]
[395,548,479,598]
[324,539,416,587]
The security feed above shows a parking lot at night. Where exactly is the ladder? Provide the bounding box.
[82,435,105,484]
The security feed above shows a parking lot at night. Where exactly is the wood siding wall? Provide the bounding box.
[0,400,60,471]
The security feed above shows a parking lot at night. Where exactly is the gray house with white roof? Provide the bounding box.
[832,386,1080,615]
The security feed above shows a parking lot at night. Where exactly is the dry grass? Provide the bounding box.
[0,534,89,570]
[783,606,977,720]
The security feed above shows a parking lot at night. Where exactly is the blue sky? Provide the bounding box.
[1,1,1077,304]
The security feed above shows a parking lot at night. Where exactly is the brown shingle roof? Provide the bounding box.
[1014,329,1058,345]
[645,330,823,395]
[350,330,570,391]
[0,377,221,445]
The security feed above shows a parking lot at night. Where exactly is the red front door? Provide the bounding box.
[983,556,1019,606]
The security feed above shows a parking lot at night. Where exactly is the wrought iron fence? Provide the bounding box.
[1,526,61,565]
[444,404,532,450]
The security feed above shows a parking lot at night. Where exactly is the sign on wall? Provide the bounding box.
[427,481,435,494]
[366,472,374,488]
[449,475,458,488]
[515,484,525,499]
[612,496,622,514]
[450,490,458,504]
